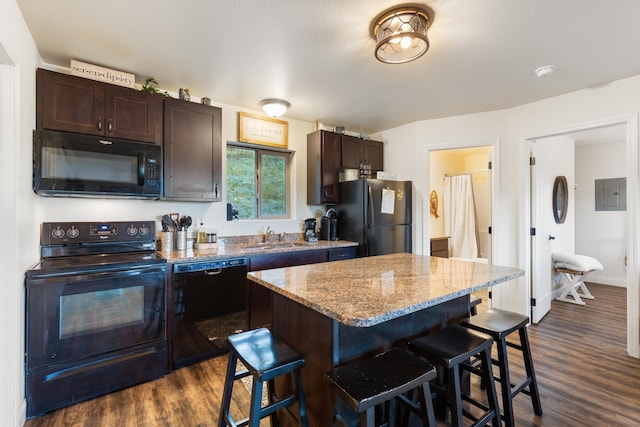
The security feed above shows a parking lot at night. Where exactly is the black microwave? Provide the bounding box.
[33,129,162,198]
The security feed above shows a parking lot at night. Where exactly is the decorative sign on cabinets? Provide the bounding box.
[70,60,135,88]
[238,112,288,148]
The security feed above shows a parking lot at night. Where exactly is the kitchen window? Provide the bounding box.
[226,142,292,219]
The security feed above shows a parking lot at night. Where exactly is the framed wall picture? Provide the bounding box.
[238,112,288,148]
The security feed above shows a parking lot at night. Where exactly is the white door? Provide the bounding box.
[530,143,554,323]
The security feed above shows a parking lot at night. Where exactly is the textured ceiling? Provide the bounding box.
[17,0,640,134]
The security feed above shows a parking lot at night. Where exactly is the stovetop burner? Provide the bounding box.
[28,221,166,277]
[28,251,165,277]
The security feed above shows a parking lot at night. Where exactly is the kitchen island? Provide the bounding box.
[247,253,524,426]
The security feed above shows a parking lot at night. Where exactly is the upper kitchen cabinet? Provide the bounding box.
[341,134,384,171]
[163,98,222,202]
[307,130,341,204]
[36,68,162,144]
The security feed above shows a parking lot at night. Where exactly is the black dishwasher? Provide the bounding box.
[172,257,248,369]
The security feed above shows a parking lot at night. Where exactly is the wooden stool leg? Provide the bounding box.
[418,382,437,427]
[249,379,264,427]
[267,378,278,427]
[218,352,238,427]
[480,348,502,427]
[446,364,464,427]
[519,328,543,416]
[293,370,309,427]
[361,407,376,427]
[496,338,514,427]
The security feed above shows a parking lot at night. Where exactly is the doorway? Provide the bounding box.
[429,146,493,262]
[526,119,638,357]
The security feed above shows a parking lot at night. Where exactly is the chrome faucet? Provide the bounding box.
[264,226,273,242]
[279,232,287,242]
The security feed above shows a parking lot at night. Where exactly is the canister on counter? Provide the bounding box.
[160,231,173,252]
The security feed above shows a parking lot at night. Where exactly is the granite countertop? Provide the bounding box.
[159,239,358,263]
[248,253,524,327]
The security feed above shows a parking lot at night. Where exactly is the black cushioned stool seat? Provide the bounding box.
[409,325,501,427]
[324,348,437,427]
[218,328,308,427]
[460,307,542,427]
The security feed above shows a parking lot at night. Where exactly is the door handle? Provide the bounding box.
[548,235,556,240]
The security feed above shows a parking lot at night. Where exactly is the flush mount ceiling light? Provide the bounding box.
[370,4,433,64]
[260,99,290,117]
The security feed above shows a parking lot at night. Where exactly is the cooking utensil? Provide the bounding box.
[179,215,192,231]
[162,214,175,231]
[170,213,179,229]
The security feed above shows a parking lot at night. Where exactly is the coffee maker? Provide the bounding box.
[303,218,318,242]
[320,208,338,241]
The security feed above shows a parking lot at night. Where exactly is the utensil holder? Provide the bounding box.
[175,231,187,251]
[160,231,174,252]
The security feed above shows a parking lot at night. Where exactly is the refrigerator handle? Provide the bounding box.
[368,184,374,227]
[365,226,374,257]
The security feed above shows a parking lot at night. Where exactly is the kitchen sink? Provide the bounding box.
[243,242,311,251]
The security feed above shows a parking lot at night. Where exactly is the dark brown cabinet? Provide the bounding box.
[430,237,449,258]
[36,68,162,144]
[307,130,342,204]
[341,134,384,171]
[163,98,222,201]
[308,130,385,204]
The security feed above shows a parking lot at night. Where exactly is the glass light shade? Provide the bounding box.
[371,6,431,64]
[260,99,290,117]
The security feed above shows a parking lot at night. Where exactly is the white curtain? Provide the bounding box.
[444,174,480,259]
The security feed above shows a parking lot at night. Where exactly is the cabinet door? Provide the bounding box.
[321,132,342,203]
[341,134,363,169]
[307,130,341,204]
[163,99,222,201]
[37,68,104,136]
[364,140,384,171]
[106,86,162,144]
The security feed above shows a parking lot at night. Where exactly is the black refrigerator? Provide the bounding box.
[336,178,412,257]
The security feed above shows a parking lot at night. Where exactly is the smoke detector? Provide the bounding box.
[535,65,556,78]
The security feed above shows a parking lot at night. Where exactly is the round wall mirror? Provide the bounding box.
[552,176,568,224]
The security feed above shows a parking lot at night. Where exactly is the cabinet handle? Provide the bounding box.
[97,117,102,131]
[107,118,113,134]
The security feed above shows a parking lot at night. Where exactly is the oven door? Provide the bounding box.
[26,264,166,370]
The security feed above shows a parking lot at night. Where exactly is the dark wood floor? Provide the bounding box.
[25,283,640,426]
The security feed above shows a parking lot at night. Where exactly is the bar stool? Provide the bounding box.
[408,325,501,427]
[460,308,543,427]
[324,348,437,427]
[470,295,482,316]
[218,328,309,427]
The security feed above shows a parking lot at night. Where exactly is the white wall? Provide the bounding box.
[1,1,41,426]
[545,136,576,255]
[575,141,627,286]
[377,75,640,333]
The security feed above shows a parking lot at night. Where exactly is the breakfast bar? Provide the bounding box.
[247,253,524,426]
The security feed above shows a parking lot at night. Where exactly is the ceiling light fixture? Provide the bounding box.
[370,4,433,64]
[260,99,290,117]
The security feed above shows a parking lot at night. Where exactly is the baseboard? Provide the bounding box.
[587,273,627,287]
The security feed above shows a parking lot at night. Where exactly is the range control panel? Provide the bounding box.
[41,221,155,245]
